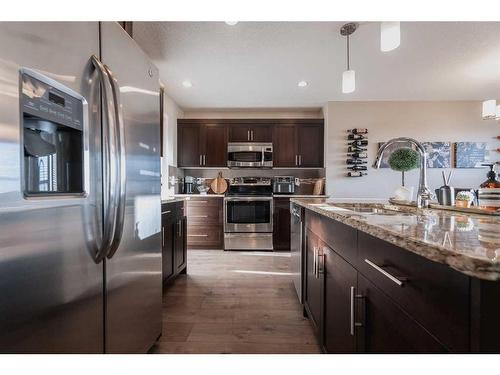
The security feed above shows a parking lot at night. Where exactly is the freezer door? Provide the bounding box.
[0,22,104,353]
[100,22,162,353]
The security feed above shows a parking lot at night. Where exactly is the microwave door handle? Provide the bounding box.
[103,64,127,259]
[90,55,117,263]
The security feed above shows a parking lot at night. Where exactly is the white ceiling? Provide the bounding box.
[133,22,500,109]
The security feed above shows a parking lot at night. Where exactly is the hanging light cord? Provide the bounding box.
[346,34,350,70]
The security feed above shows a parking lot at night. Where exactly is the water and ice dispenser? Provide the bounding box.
[20,71,85,196]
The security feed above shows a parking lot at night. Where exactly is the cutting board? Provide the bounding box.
[312,178,325,195]
[210,172,228,194]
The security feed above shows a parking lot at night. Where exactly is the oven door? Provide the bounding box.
[224,197,273,233]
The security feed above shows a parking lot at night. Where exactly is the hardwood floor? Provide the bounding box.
[151,249,321,354]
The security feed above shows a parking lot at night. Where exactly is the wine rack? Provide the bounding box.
[346,128,368,177]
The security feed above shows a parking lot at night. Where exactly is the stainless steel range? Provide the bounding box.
[224,177,273,250]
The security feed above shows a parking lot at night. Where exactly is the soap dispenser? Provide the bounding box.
[478,163,500,211]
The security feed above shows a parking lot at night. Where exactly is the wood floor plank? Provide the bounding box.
[152,249,320,354]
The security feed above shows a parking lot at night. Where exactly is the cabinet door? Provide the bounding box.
[202,124,228,167]
[297,124,323,167]
[273,198,291,250]
[250,125,272,142]
[174,217,187,273]
[229,125,251,142]
[274,125,297,167]
[304,229,323,334]
[178,123,202,167]
[357,274,447,353]
[161,213,174,282]
[323,246,357,353]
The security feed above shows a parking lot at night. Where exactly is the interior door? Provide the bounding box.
[100,22,162,353]
[0,22,104,353]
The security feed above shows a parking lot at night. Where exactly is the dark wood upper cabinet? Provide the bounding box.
[274,125,297,167]
[323,246,357,353]
[228,124,272,142]
[178,119,323,168]
[297,124,323,167]
[203,124,228,167]
[178,123,202,167]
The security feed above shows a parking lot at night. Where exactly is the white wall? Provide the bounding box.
[161,91,184,198]
[325,101,499,199]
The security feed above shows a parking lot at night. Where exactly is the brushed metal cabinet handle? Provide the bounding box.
[191,215,208,218]
[251,130,254,141]
[350,286,355,336]
[162,210,171,214]
[199,154,202,166]
[299,155,302,166]
[247,130,250,141]
[364,259,406,287]
[188,234,209,237]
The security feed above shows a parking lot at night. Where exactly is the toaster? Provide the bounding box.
[273,176,296,194]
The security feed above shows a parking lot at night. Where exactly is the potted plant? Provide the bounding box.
[388,147,420,202]
[456,191,474,208]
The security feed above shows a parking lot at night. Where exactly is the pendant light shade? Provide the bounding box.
[340,23,358,94]
[381,22,400,52]
[482,99,497,120]
[342,70,356,94]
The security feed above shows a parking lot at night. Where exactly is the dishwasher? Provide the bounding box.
[290,202,304,304]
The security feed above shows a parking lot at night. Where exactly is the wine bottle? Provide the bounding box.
[349,140,368,147]
[347,165,367,171]
[347,146,367,153]
[349,128,368,134]
[347,134,365,140]
[348,152,367,158]
[347,171,367,177]
[346,159,367,165]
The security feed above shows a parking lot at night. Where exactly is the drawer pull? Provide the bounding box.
[364,259,406,287]
[190,215,209,218]
[350,286,364,336]
[161,210,171,214]
[188,234,209,237]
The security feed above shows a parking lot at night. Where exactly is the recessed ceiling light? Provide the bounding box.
[225,21,239,26]
[182,80,193,88]
[297,81,308,88]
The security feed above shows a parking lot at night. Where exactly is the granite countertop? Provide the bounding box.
[291,198,500,281]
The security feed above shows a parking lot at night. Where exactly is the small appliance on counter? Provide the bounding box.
[478,163,500,211]
[273,176,296,195]
[183,176,196,194]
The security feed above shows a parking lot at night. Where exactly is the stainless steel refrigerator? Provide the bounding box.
[0,22,162,353]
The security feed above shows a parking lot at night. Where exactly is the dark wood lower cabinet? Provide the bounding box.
[357,274,447,353]
[273,197,291,250]
[323,246,357,353]
[302,209,500,353]
[303,229,323,334]
[162,201,187,286]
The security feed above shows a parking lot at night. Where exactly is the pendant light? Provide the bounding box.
[340,22,358,94]
[482,99,497,120]
[380,22,400,52]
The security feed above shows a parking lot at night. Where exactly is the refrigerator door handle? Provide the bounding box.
[90,55,118,263]
[104,63,126,259]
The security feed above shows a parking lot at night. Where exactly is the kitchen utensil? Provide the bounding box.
[435,169,455,206]
[210,172,228,194]
[312,178,325,195]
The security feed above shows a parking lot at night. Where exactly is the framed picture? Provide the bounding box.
[454,142,488,168]
[377,141,416,168]
[422,142,451,168]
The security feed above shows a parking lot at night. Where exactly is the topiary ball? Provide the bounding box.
[388,147,420,172]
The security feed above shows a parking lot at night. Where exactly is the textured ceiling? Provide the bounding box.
[133,21,500,109]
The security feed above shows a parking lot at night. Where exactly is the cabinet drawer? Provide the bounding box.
[305,211,357,265]
[357,232,470,352]
[187,204,221,225]
[186,197,222,208]
[187,224,223,248]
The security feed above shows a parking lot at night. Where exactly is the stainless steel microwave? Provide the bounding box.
[227,142,273,168]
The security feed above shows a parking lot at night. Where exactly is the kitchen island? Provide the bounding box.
[290,198,500,353]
